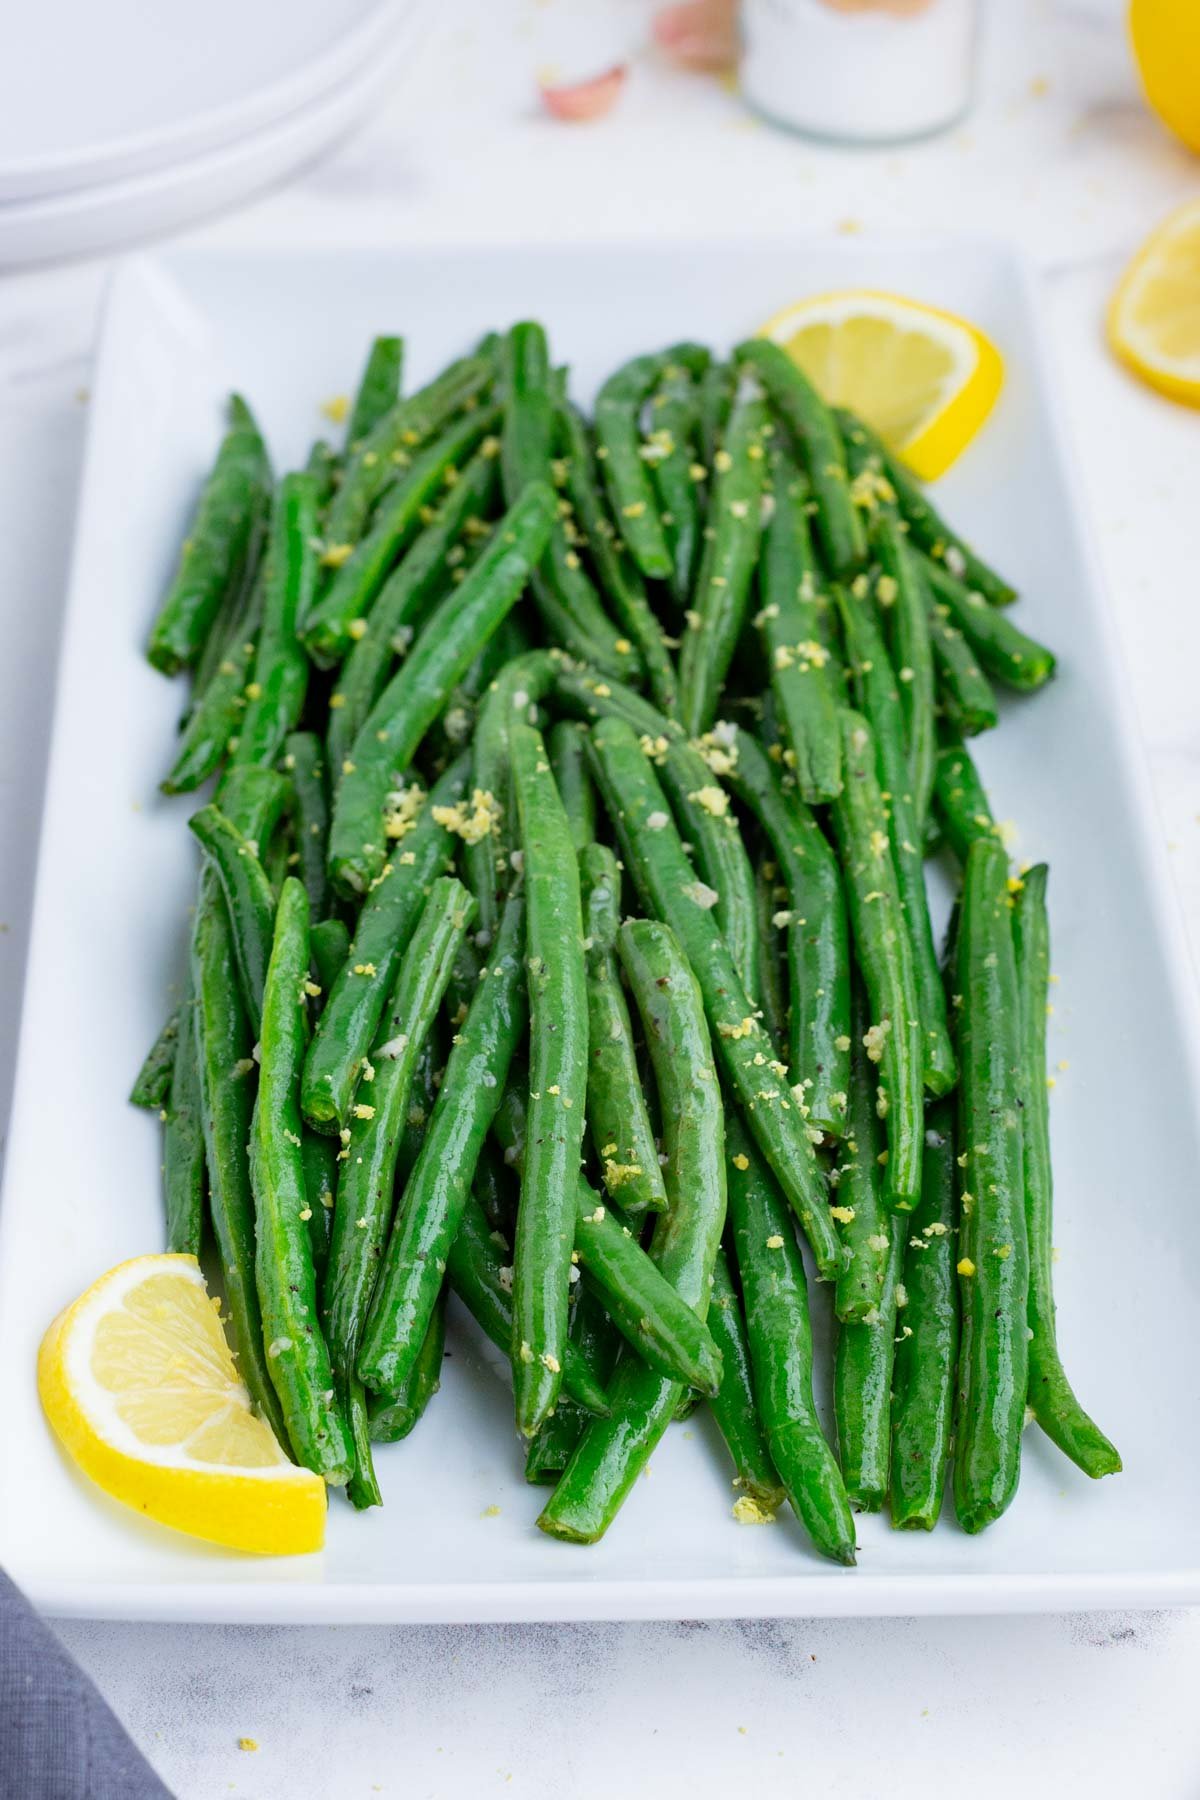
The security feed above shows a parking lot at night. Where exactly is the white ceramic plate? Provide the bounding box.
[1,242,1196,1624]
[0,0,416,202]
[0,27,421,272]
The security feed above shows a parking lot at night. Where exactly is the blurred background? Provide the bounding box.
[4,2,1200,1796]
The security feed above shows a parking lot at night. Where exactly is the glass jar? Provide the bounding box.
[739,0,980,146]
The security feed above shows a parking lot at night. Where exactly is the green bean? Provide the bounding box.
[129,1011,178,1110]
[890,1096,959,1530]
[357,893,526,1394]
[509,721,589,1434]
[834,1223,905,1512]
[551,666,760,1000]
[734,340,865,577]
[227,473,316,774]
[928,599,998,738]
[548,719,595,851]
[555,403,678,714]
[303,754,468,1130]
[367,1290,447,1443]
[759,450,845,810]
[324,877,472,1505]
[725,1117,856,1563]
[161,566,265,794]
[249,877,352,1479]
[724,728,851,1138]
[698,360,735,469]
[310,917,350,994]
[922,556,1055,691]
[395,1024,442,1188]
[872,514,936,827]
[465,649,560,942]
[677,387,769,736]
[147,395,272,675]
[304,405,500,668]
[1013,865,1120,1479]
[190,871,287,1444]
[347,335,404,448]
[501,325,639,681]
[300,1129,336,1282]
[586,715,843,1280]
[445,1192,610,1417]
[524,1291,618,1483]
[828,710,924,1208]
[327,446,501,772]
[189,503,267,707]
[163,964,204,1257]
[580,843,668,1220]
[187,804,276,1036]
[328,483,556,898]
[646,358,704,602]
[756,446,842,802]
[833,993,892,1322]
[305,439,339,512]
[953,835,1029,1533]
[837,408,1017,607]
[539,917,726,1542]
[932,737,997,864]
[283,733,331,920]
[837,592,956,1100]
[594,343,708,581]
[473,1137,517,1237]
[324,347,496,553]
[754,859,788,1053]
[707,1246,784,1510]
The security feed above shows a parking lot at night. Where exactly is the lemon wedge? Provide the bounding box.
[1109,200,1200,407]
[38,1254,325,1556]
[757,290,1003,480]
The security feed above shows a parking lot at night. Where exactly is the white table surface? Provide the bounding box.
[2,1,1199,1793]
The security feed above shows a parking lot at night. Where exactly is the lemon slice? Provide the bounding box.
[757,290,1004,480]
[1109,200,1200,407]
[38,1254,325,1556]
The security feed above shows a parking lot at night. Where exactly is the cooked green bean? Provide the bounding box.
[757,446,842,802]
[187,804,276,1036]
[129,1011,178,1111]
[834,1225,904,1512]
[357,893,526,1394]
[367,1290,446,1444]
[163,964,204,1258]
[725,1117,856,1563]
[509,721,589,1434]
[524,1290,619,1484]
[303,754,467,1129]
[284,733,331,920]
[928,600,998,738]
[446,1192,610,1417]
[735,340,865,577]
[754,859,788,1053]
[828,710,924,1208]
[347,335,404,447]
[953,835,1029,1533]
[872,514,936,828]
[707,1246,784,1511]
[581,842,668,1220]
[594,343,708,581]
[677,386,769,736]
[556,402,679,714]
[548,719,596,851]
[724,728,851,1138]
[1014,865,1120,1479]
[890,1096,959,1530]
[933,737,997,864]
[464,648,560,942]
[539,917,726,1542]
[833,991,892,1323]
[328,482,556,898]
[229,472,317,770]
[646,358,704,603]
[327,445,501,772]
[922,556,1055,691]
[698,360,735,469]
[304,405,499,668]
[250,878,352,1480]
[161,565,265,794]
[310,917,350,994]
[587,715,843,1280]
[300,1129,336,1282]
[147,395,272,675]
[306,439,339,513]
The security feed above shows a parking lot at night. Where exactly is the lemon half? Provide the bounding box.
[1109,199,1200,406]
[38,1254,325,1556]
[757,289,1004,480]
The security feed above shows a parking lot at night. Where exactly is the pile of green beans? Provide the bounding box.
[133,324,1116,1549]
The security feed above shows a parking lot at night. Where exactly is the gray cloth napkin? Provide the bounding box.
[0,1571,171,1799]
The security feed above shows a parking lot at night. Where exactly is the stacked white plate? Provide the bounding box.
[0,0,421,269]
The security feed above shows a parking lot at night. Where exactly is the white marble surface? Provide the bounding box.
[2,1,1200,1793]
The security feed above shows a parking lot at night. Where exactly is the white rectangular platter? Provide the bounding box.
[2,241,1197,1623]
